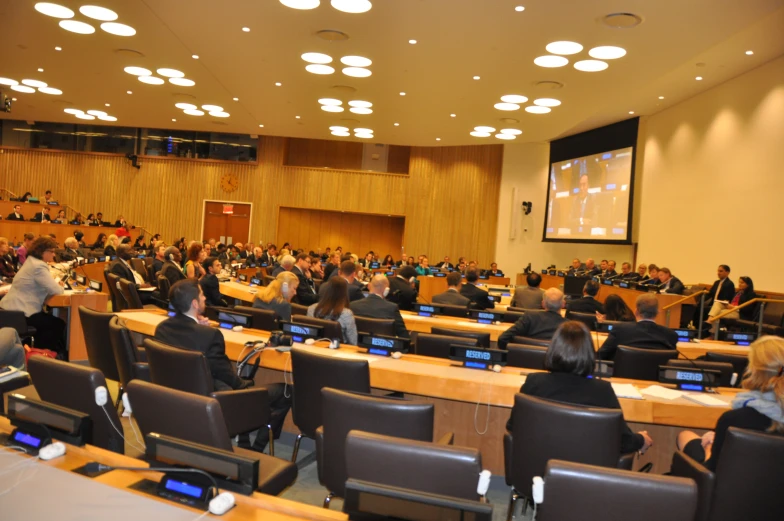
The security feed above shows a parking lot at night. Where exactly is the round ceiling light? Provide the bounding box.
[38,87,62,95]
[354,127,373,133]
[210,111,230,118]
[306,64,335,75]
[331,0,372,14]
[0,78,19,86]
[474,126,496,132]
[588,46,626,60]
[340,55,372,67]
[22,79,47,88]
[169,77,195,86]
[318,98,342,105]
[500,94,528,104]
[321,105,344,112]
[75,113,96,120]
[495,133,516,140]
[533,98,561,107]
[350,107,372,114]
[574,59,608,72]
[35,3,74,18]
[98,115,117,121]
[355,133,374,139]
[79,5,118,21]
[342,67,371,77]
[10,85,35,93]
[525,106,551,114]
[183,109,205,116]
[201,105,223,112]
[280,0,320,9]
[500,128,523,135]
[175,102,197,110]
[86,110,107,117]
[59,20,95,34]
[545,41,584,55]
[302,52,333,64]
[101,22,136,36]
[124,66,151,76]
[138,75,164,85]
[157,68,185,78]
[494,102,520,111]
[64,108,83,115]
[331,131,350,137]
[330,126,349,131]
[470,131,491,137]
[348,100,372,108]
[534,55,569,68]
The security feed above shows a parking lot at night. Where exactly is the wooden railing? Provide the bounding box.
[663,290,707,328]
[708,297,784,338]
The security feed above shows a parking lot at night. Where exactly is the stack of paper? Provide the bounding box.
[682,394,729,407]
[611,383,644,400]
[641,385,684,400]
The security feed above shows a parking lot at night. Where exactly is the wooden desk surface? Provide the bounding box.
[46,290,109,361]
[0,219,140,245]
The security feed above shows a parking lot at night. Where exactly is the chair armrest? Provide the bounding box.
[132,362,150,382]
[25,327,37,336]
[315,426,325,486]
[435,432,454,445]
[670,450,715,521]
[503,431,513,486]
[135,347,147,363]
[617,451,635,470]
[211,387,270,436]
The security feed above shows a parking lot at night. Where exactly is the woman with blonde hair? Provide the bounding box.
[676,335,784,470]
[103,234,119,257]
[253,271,299,322]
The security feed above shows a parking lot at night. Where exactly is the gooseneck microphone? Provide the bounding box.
[84,462,220,494]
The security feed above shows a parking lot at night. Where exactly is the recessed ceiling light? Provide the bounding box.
[658,96,664,100]
[98,115,117,122]
[11,85,35,93]
[515,5,525,11]
[331,0,372,14]
[86,110,107,117]
[588,46,627,60]
[628,111,635,114]
[101,22,136,36]
[35,3,74,18]
[105,103,110,107]
[343,67,371,77]
[500,129,522,135]
[192,54,199,59]
[169,78,195,86]
[259,124,264,127]
[75,113,96,120]
[0,77,19,86]
[302,52,333,64]
[695,76,703,81]
[306,64,335,74]
[79,5,118,21]
[59,20,95,34]
[474,126,496,132]
[350,107,372,114]
[22,79,47,88]
[126,90,132,94]
[138,76,164,85]
[37,68,44,72]
[321,105,344,112]
[183,109,205,116]
[210,111,230,118]
[64,108,83,115]
[172,118,177,122]
[745,50,753,55]
[242,27,250,32]
[176,103,197,110]
[470,131,491,137]
[494,103,520,111]
[201,105,223,112]
[341,55,372,67]
[495,133,516,140]
[399,92,406,96]
[574,59,608,72]
[355,133,374,139]
[157,68,185,78]
[124,66,151,76]
[54,46,62,51]
[545,41,583,55]
[436,138,441,141]
[331,130,350,137]
[231,98,239,102]
[450,114,456,117]
[393,123,399,126]
[408,39,417,44]
[473,76,480,80]
[319,98,343,105]
[501,95,528,104]
[275,82,282,86]
[354,127,373,133]
[533,98,561,107]
[330,126,349,131]
[348,100,372,108]
[281,0,320,9]
[525,106,551,114]
[534,55,569,68]
[38,87,62,95]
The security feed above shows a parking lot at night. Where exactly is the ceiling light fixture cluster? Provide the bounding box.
[492,93,561,115]
[63,107,117,121]
[34,3,136,36]
[329,125,374,139]
[469,126,523,140]
[0,76,63,95]
[534,41,626,72]
[317,98,373,114]
[301,53,373,77]
[174,103,229,118]
[124,66,195,87]
[280,0,372,14]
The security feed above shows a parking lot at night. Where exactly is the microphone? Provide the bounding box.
[84,462,220,494]
[605,273,622,281]
[674,348,716,390]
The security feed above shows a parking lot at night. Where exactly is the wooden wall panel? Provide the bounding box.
[0,138,502,265]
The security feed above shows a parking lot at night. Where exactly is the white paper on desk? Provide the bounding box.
[641,385,684,400]
[611,383,644,400]
[682,393,728,407]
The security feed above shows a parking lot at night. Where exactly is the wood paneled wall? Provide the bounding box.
[277,207,405,258]
[0,138,503,264]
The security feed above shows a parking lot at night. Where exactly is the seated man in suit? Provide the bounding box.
[432,271,471,306]
[387,265,418,311]
[154,279,290,452]
[498,288,567,349]
[271,254,295,277]
[6,204,24,221]
[620,262,641,281]
[460,269,494,310]
[511,272,545,309]
[583,258,601,277]
[483,262,503,277]
[160,246,186,289]
[260,244,277,266]
[323,252,341,280]
[597,293,679,360]
[151,241,166,279]
[319,260,363,302]
[435,256,454,270]
[694,264,736,330]
[658,267,684,294]
[60,237,82,262]
[604,260,618,279]
[291,253,319,305]
[639,264,660,285]
[200,257,227,307]
[566,280,605,315]
[110,244,154,303]
[350,274,409,338]
[32,206,52,223]
[567,257,584,275]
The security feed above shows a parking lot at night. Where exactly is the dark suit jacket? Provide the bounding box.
[621,273,642,281]
[432,288,471,306]
[597,320,679,360]
[569,194,597,226]
[152,258,164,278]
[318,276,363,302]
[566,296,605,315]
[292,265,318,305]
[603,270,618,278]
[585,267,601,277]
[498,310,566,349]
[109,259,135,282]
[323,263,338,280]
[350,294,409,339]
[388,276,418,311]
[6,212,24,221]
[154,314,247,390]
[510,286,544,309]
[460,283,494,310]
[435,262,454,270]
[200,273,225,306]
[661,276,685,295]
[60,248,81,263]
[104,245,116,257]
[161,261,186,288]
[259,252,276,265]
[33,212,51,222]
[707,278,736,303]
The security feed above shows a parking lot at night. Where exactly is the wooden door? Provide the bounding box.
[203,202,251,244]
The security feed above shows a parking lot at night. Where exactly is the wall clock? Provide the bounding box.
[220,172,239,192]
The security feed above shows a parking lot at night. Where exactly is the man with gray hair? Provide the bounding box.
[498,287,567,349]
[597,293,679,360]
[350,274,409,338]
[271,254,295,277]
[61,237,82,262]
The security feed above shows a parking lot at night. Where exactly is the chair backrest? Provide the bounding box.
[709,427,784,521]
[0,310,31,337]
[108,316,145,388]
[142,338,214,395]
[106,271,126,311]
[28,356,124,454]
[321,388,435,498]
[613,345,678,381]
[263,275,276,287]
[566,310,598,331]
[506,343,548,370]
[147,264,157,287]
[537,460,698,521]
[234,306,278,331]
[157,275,171,300]
[346,431,482,501]
[438,304,470,318]
[130,258,147,281]
[126,380,233,452]
[665,360,734,387]
[290,302,309,317]
[508,307,545,314]
[293,315,342,341]
[512,336,550,347]
[704,352,748,381]
[118,278,144,310]
[415,333,478,359]
[291,348,370,438]
[509,393,624,494]
[430,327,490,348]
[503,311,526,323]
[761,301,784,326]
[353,316,396,336]
[78,306,121,381]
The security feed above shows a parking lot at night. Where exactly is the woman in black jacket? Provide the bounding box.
[708,276,758,322]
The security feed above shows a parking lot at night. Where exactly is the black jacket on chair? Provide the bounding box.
[199,273,225,307]
[460,283,494,310]
[388,276,418,311]
[6,212,24,221]
[154,313,247,391]
[497,310,566,349]
[596,320,679,360]
[292,265,318,305]
[660,276,685,295]
[109,259,136,282]
[349,293,409,339]
[566,296,605,315]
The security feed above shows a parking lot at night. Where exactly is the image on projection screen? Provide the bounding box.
[544,147,633,241]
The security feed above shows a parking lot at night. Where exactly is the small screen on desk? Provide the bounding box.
[434,272,446,278]
[370,262,380,269]
[164,479,205,499]
[238,274,248,282]
[13,431,42,448]
[218,312,249,327]
[250,277,261,286]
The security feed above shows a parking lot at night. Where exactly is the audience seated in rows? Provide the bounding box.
[432,271,471,306]
[307,277,358,345]
[498,288,567,349]
[350,274,409,339]
[597,294,679,360]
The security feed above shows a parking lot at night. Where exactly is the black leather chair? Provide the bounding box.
[290,348,370,462]
[722,300,784,336]
[430,327,490,348]
[156,275,171,302]
[142,338,276,455]
[108,316,150,391]
[28,356,124,454]
[234,306,277,331]
[511,336,550,347]
[506,344,548,370]
[126,380,297,496]
[537,460,698,521]
[502,311,526,323]
[566,310,598,331]
[263,274,276,287]
[353,316,395,336]
[0,310,36,345]
[438,304,470,318]
[79,306,123,406]
[290,303,309,317]
[293,315,342,341]
[130,258,147,282]
[507,307,544,314]
[346,431,483,501]
[118,277,152,310]
[705,352,748,383]
[106,272,127,311]
[415,333,477,359]
[671,427,784,521]
[665,360,734,387]
[613,345,678,381]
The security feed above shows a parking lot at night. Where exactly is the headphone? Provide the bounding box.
[409,277,416,284]
[281,281,289,295]
[168,254,174,261]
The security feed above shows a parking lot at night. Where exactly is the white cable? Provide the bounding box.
[101,404,145,453]
[0,446,28,456]
[0,455,40,478]
[473,373,492,435]
[128,412,145,448]
[0,459,39,497]
[190,510,211,521]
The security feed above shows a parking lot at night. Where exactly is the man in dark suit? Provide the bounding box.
[6,205,24,221]
[350,274,409,338]
[33,206,52,222]
[319,260,363,302]
[160,246,186,290]
[583,258,601,277]
[604,260,618,279]
[271,254,295,277]
[658,267,685,295]
[498,288,567,349]
[260,244,277,266]
[152,241,166,279]
[567,258,585,275]
[597,294,679,360]
[566,280,605,315]
[291,253,318,305]
[620,262,641,281]
[323,252,341,280]
[693,264,736,330]
[110,244,154,303]
[200,257,226,307]
[511,272,545,309]
[60,237,82,262]
[460,269,494,310]
[435,256,454,270]
[388,266,418,311]
[432,272,471,306]
[569,174,597,229]
[154,279,290,452]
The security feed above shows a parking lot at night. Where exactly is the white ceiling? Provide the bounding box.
[1,0,783,146]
